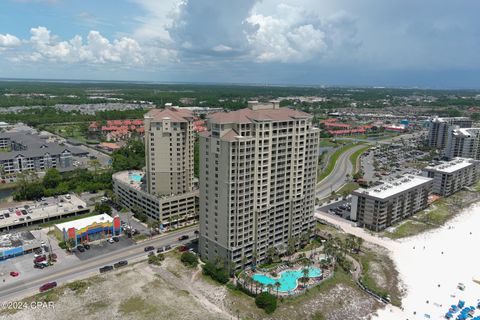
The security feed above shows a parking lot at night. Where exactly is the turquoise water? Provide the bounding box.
[252,267,322,292]
[129,174,143,182]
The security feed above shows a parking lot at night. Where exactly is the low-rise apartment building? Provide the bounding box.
[422,158,480,197]
[350,175,433,231]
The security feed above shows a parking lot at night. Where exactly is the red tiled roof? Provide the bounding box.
[145,108,193,122]
[208,107,311,124]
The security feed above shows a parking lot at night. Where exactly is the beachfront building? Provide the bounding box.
[427,117,473,150]
[0,132,87,174]
[350,175,433,231]
[198,101,320,270]
[54,214,121,246]
[112,107,198,227]
[444,128,480,160]
[422,158,480,197]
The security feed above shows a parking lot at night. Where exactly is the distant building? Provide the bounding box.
[198,101,320,270]
[422,158,480,197]
[0,132,88,174]
[427,117,473,149]
[350,175,433,231]
[444,128,480,160]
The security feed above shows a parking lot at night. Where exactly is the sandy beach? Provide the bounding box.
[373,202,480,320]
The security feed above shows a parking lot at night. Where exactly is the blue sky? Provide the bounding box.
[1,0,480,88]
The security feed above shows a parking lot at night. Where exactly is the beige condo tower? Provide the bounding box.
[198,101,320,271]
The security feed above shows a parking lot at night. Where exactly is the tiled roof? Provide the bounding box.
[144,108,193,122]
[208,107,311,124]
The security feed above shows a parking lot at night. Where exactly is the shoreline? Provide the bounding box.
[372,200,480,319]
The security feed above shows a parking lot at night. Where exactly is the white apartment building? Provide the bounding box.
[198,101,320,270]
[350,175,433,231]
[444,128,480,160]
[427,117,472,149]
[422,158,480,197]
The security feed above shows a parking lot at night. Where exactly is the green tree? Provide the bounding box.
[255,292,277,314]
[180,252,198,268]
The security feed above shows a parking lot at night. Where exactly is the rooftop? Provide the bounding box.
[353,175,433,200]
[144,107,193,123]
[207,105,312,125]
[424,157,478,174]
[55,213,113,231]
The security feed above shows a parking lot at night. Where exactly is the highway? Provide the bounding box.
[316,144,367,199]
[0,225,198,302]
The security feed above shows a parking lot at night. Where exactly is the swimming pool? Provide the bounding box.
[252,267,322,292]
[129,174,143,182]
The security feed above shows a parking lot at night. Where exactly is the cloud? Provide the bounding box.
[0,33,21,47]
[245,4,359,63]
[22,26,145,65]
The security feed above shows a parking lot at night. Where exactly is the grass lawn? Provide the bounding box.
[349,146,370,174]
[319,139,338,148]
[317,143,361,182]
[42,123,90,144]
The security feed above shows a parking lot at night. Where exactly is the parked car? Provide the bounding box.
[178,235,189,241]
[34,263,45,269]
[65,194,71,200]
[39,282,57,292]
[112,236,119,242]
[8,208,13,212]
[0,215,4,220]
[34,256,47,263]
[164,245,172,251]
[178,245,189,252]
[10,271,19,277]
[107,238,115,244]
[144,246,154,252]
[156,247,165,253]
[113,260,128,268]
[15,211,21,216]
[194,230,199,235]
[99,266,113,273]
[77,245,85,252]
[83,244,90,250]
[4,213,10,218]
[26,216,32,220]
[77,205,84,209]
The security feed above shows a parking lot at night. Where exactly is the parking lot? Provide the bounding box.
[319,199,352,220]
[0,194,89,232]
[74,236,134,261]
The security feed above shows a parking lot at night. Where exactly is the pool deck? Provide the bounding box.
[112,170,145,191]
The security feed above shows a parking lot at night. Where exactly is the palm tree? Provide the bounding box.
[266,246,276,264]
[301,267,309,285]
[274,281,281,296]
[241,255,248,271]
[266,284,273,294]
[259,283,265,293]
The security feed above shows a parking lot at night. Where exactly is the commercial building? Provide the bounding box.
[350,175,433,231]
[112,107,198,226]
[427,117,473,149]
[423,158,480,197]
[0,231,41,260]
[55,214,121,245]
[444,128,480,160]
[0,132,88,174]
[198,101,320,270]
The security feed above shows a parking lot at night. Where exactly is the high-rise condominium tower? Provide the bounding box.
[144,108,195,196]
[198,101,320,270]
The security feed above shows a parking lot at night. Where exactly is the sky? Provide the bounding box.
[1,0,480,88]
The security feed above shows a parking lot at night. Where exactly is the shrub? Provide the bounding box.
[202,261,229,284]
[255,292,277,314]
[58,241,67,249]
[180,252,198,268]
[148,254,162,266]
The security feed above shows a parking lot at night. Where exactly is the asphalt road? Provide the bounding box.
[0,225,198,302]
[316,144,367,199]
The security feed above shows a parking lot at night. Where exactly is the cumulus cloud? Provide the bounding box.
[0,34,21,48]
[245,4,358,63]
[23,26,144,65]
